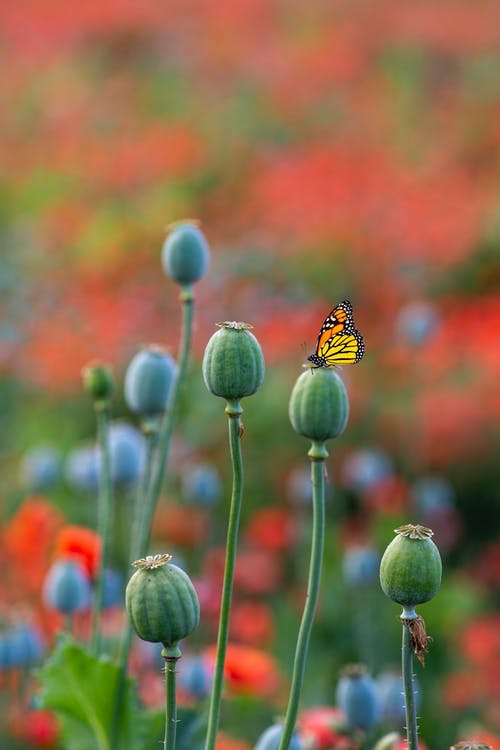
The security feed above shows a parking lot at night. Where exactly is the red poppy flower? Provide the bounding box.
[215,733,251,750]
[204,643,281,698]
[20,710,59,748]
[244,507,297,551]
[53,525,101,579]
[153,502,211,548]
[298,706,351,750]
[230,600,274,646]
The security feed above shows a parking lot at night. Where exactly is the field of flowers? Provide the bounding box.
[1,1,500,749]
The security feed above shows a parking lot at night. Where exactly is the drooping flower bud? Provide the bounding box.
[202,322,265,404]
[124,346,178,418]
[161,221,210,287]
[125,553,200,654]
[289,369,349,443]
[379,524,442,614]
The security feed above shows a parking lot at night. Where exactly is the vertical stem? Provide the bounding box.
[118,291,194,672]
[144,290,194,553]
[163,657,179,750]
[113,290,194,750]
[130,426,159,563]
[278,449,326,750]
[92,402,113,656]
[204,403,244,750]
[402,621,419,750]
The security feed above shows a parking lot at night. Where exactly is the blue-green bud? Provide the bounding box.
[124,346,178,417]
[161,221,210,286]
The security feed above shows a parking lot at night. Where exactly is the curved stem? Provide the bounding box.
[163,657,179,750]
[204,405,244,750]
[402,621,419,750]
[91,402,113,656]
[278,449,326,750]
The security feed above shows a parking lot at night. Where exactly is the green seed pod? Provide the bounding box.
[289,368,349,442]
[161,221,210,286]
[379,525,442,612]
[202,322,265,402]
[82,362,114,402]
[125,554,200,650]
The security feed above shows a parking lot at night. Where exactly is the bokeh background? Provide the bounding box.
[1,1,500,748]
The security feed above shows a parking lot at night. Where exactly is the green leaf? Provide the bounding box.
[38,638,143,750]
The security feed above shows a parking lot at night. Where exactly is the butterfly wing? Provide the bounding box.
[319,330,365,365]
[309,300,364,366]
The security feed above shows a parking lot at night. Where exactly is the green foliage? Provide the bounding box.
[39,638,149,750]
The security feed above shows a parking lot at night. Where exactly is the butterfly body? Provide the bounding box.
[307,300,364,368]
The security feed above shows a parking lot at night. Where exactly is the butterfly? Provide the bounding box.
[307,300,365,368]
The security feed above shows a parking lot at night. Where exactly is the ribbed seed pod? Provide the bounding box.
[379,524,442,609]
[202,322,265,402]
[126,554,200,649]
[289,368,349,442]
[161,222,210,286]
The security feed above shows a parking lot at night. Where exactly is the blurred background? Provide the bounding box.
[1,1,500,748]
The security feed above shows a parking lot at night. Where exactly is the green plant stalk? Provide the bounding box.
[138,288,194,557]
[163,657,179,750]
[204,401,244,750]
[278,442,327,750]
[113,290,194,750]
[91,402,113,656]
[130,425,159,563]
[402,621,419,750]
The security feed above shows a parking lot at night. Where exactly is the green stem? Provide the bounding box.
[163,656,179,750]
[402,621,419,750]
[144,290,194,554]
[113,289,194,750]
[130,425,159,563]
[204,402,244,750]
[91,402,113,656]
[278,445,326,750]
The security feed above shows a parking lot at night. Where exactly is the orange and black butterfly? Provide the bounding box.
[307,300,364,368]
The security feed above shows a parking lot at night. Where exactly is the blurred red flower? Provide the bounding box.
[153,502,211,548]
[361,476,410,515]
[460,614,500,667]
[234,549,284,595]
[229,600,274,646]
[19,710,59,748]
[2,496,64,599]
[215,733,251,750]
[204,643,281,698]
[244,506,297,551]
[53,525,101,579]
[298,706,353,750]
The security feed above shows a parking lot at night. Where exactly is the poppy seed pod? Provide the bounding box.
[379,524,442,611]
[254,724,302,750]
[202,322,265,402]
[336,664,381,731]
[161,222,210,286]
[289,368,349,442]
[126,554,200,650]
[124,346,178,417]
[82,362,114,402]
[42,560,92,615]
